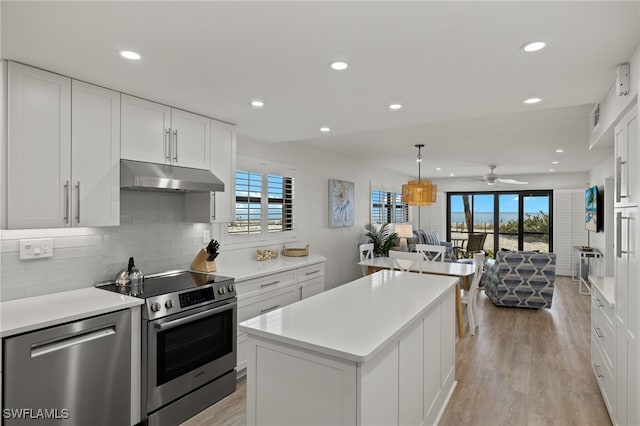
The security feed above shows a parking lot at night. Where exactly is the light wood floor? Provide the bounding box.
[182,276,611,426]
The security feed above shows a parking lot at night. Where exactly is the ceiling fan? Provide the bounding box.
[480,165,528,185]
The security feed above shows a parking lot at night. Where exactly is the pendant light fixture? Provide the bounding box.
[402,144,437,206]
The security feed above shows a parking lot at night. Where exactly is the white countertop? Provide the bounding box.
[590,276,615,306]
[358,256,475,277]
[1,287,143,338]
[239,270,458,362]
[215,253,326,282]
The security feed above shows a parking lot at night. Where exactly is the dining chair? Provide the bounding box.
[358,243,374,276]
[461,252,485,336]
[415,244,446,262]
[388,251,424,273]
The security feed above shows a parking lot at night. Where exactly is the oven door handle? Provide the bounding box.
[154,302,236,331]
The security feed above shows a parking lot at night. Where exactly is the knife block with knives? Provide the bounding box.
[191,239,220,273]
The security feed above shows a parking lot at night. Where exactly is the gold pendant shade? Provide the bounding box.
[401,143,437,206]
[401,180,437,206]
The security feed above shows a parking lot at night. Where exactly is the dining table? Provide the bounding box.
[357,256,476,338]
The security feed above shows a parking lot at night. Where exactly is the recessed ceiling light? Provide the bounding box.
[436,167,442,171]
[523,97,542,104]
[389,104,403,110]
[250,100,265,108]
[556,149,564,153]
[320,126,331,132]
[549,169,555,172]
[552,161,559,164]
[450,173,455,177]
[522,41,547,53]
[330,61,348,71]
[119,50,142,60]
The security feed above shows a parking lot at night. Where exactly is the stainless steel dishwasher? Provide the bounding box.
[3,309,131,425]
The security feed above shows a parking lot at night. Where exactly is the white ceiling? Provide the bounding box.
[2,1,639,180]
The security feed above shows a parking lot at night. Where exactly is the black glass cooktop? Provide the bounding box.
[97,270,234,299]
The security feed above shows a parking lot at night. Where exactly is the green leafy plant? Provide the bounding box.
[365,223,398,256]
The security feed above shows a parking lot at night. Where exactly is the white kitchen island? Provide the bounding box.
[239,270,458,426]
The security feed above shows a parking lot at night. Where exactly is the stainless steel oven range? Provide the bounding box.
[98,270,236,426]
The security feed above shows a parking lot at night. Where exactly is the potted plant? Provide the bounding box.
[364,223,398,257]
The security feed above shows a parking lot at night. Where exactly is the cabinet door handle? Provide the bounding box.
[63,180,70,224]
[305,270,321,276]
[173,129,178,163]
[75,181,80,224]
[211,192,216,221]
[260,304,281,314]
[593,363,604,379]
[260,280,280,288]
[616,156,628,202]
[164,129,171,162]
[617,212,630,258]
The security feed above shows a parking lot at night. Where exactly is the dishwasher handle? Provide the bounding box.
[31,326,116,358]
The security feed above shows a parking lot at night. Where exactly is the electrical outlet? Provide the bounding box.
[20,238,54,260]
[202,229,211,244]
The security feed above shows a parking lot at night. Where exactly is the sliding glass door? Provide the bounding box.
[447,190,553,257]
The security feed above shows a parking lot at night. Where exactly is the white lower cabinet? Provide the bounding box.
[235,261,326,374]
[592,284,616,419]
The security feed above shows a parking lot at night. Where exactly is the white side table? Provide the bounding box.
[573,246,603,295]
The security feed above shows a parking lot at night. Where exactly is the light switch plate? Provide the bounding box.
[202,229,211,244]
[20,238,54,260]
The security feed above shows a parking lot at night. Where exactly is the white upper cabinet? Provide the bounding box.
[71,80,120,227]
[7,62,72,228]
[6,62,120,229]
[121,94,171,165]
[615,105,638,207]
[121,95,211,170]
[171,108,211,170]
[185,120,236,223]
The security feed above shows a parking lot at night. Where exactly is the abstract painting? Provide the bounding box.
[328,179,354,228]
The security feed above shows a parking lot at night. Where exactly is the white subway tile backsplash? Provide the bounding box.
[1,191,203,302]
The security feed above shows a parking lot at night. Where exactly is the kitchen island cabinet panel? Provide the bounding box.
[242,271,457,426]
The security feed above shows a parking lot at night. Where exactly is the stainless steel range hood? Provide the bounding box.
[120,160,225,192]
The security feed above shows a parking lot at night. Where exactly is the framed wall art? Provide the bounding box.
[328,179,354,228]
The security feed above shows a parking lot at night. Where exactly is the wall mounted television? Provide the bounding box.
[585,185,602,232]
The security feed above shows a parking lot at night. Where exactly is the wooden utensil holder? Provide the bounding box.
[191,249,217,272]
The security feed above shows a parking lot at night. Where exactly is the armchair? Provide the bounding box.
[484,251,556,309]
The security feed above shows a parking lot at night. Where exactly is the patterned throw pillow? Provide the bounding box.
[424,231,441,246]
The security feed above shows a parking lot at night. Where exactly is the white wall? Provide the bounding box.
[211,137,412,290]
[588,154,615,276]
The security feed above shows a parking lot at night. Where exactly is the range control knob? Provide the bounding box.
[165,299,174,309]
[150,302,161,312]
[228,284,235,292]
[218,287,226,295]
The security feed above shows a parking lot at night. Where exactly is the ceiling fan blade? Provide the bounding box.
[496,178,528,185]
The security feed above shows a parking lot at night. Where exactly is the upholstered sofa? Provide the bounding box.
[484,251,556,309]
[407,230,456,262]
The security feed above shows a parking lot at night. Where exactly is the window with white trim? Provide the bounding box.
[370,182,408,224]
[228,160,296,240]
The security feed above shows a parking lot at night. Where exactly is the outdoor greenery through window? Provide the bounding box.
[447,190,552,257]
[228,166,295,236]
[371,187,408,224]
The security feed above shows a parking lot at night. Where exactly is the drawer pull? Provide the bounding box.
[260,280,281,288]
[260,304,281,314]
[594,363,604,379]
[305,270,321,276]
[594,327,604,338]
